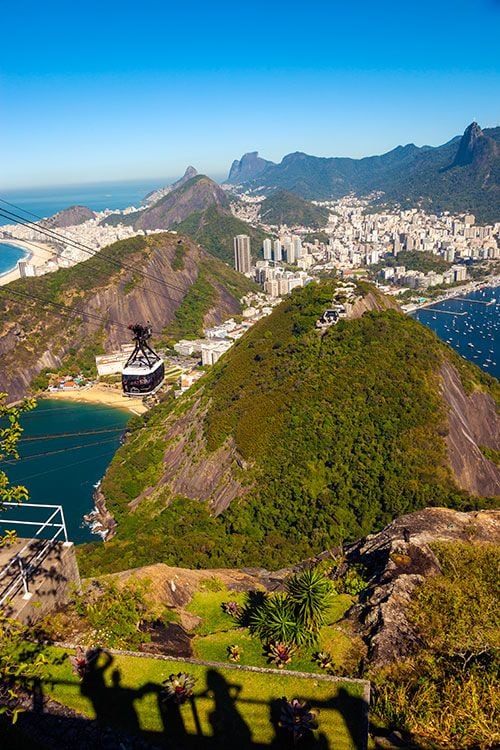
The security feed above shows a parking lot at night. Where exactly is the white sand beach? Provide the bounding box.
[43,384,148,415]
[0,239,55,286]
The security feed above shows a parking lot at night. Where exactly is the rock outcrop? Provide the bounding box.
[441,361,500,496]
[328,508,500,666]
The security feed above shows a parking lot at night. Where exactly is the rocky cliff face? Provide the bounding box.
[228,152,275,183]
[142,166,199,206]
[327,508,500,666]
[0,233,248,402]
[441,361,500,496]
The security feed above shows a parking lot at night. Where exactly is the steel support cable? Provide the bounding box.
[5,436,121,463]
[0,203,214,303]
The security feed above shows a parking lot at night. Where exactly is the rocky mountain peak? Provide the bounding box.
[452,121,485,166]
[228,151,274,182]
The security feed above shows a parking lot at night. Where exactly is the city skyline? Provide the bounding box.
[1,0,499,189]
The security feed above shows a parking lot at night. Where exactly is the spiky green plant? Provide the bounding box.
[286,567,333,633]
[279,697,318,743]
[266,642,296,668]
[249,594,308,645]
[162,672,197,704]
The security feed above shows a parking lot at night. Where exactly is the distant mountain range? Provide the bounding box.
[228,123,500,223]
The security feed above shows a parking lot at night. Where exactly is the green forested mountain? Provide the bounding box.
[259,191,329,228]
[234,123,500,223]
[174,204,269,265]
[0,233,255,402]
[78,282,499,576]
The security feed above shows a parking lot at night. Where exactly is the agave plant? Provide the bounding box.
[279,697,318,744]
[222,601,242,618]
[312,651,333,671]
[286,567,333,633]
[266,641,296,668]
[162,672,197,704]
[227,644,241,662]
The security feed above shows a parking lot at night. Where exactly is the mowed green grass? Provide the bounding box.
[187,590,356,674]
[45,648,367,749]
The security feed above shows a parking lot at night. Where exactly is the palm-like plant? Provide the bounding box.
[162,672,197,704]
[286,567,333,633]
[249,594,304,645]
[266,642,296,668]
[279,697,318,744]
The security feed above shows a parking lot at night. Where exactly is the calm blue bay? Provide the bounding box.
[412,285,499,380]
[0,178,171,226]
[2,400,131,544]
[0,243,28,275]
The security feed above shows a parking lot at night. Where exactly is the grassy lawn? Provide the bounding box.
[44,648,367,749]
[186,590,248,635]
[187,589,356,675]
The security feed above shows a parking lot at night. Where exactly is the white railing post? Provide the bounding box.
[17,556,29,597]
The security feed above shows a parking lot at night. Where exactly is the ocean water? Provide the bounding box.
[412,285,499,380]
[0,178,172,225]
[0,242,27,275]
[1,400,131,544]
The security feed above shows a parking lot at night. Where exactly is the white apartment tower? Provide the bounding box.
[233,235,252,274]
[263,238,273,260]
[273,239,282,262]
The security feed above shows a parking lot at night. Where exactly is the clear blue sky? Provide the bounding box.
[0,0,499,188]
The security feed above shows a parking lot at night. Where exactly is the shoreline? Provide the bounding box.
[42,384,148,415]
[402,276,499,313]
[0,239,55,286]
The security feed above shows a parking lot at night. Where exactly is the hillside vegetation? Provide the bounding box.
[259,191,329,228]
[0,233,255,401]
[238,123,500,223]
[78,282,499,576]
[174,204,269,265]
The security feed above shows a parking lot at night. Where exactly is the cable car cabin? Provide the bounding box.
[121,322,165,397]
[122,357,165,396]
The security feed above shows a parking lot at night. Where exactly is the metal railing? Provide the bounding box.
[0,503,69,608]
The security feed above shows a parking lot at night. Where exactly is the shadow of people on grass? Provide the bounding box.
[80,649,155,734]
[206,669,253,749]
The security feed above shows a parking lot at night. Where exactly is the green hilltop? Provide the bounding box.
[78,281,499,576]
[174,203,269,265]
[259,190,329,228]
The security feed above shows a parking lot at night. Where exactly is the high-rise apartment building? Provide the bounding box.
[233,235,251,273]
[263,238,272,260]
[273,239,282,262]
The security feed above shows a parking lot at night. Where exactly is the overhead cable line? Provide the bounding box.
[6,436,120,464]
[0,202,208,300]
[19,426,127,442]
[0,285,142,334]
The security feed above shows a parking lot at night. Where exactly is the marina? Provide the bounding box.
[412,285,499,380]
